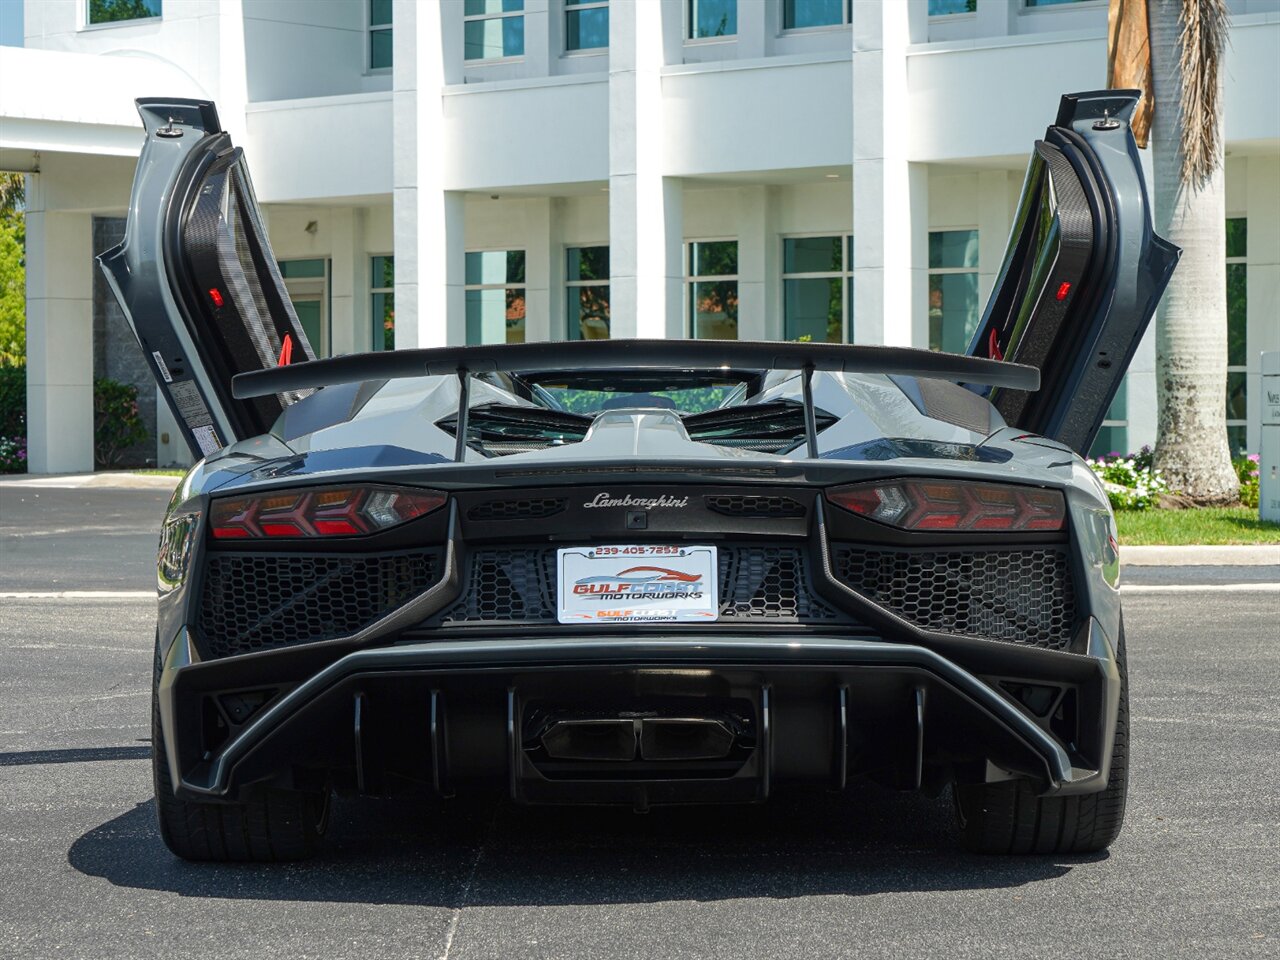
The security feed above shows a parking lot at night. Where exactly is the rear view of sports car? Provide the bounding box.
[102,91,1177,861]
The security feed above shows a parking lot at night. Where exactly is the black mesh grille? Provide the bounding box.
[436,545,841,626]
[468,497,568,522]
[197,550,439,659]
[830,544,1076,650]
[704,495,806,519]
[718,547,841,620]
[439,549,558,624]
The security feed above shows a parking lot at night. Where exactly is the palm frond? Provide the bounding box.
[0,173,25,215]
[1176,0,1230,189]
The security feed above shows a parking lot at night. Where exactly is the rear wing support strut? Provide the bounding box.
[801,362,819,459]
[454,369,470,463]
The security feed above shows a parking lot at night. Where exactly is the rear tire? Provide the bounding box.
[151,641,329,862]
[953,621,1129,855]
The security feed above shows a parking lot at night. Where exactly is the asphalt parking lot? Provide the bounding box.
[1,482,1277,959]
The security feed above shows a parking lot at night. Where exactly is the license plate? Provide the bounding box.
[557,545,719,624]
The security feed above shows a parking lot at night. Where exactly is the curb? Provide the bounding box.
[1121,544,1279,567]
[0,472,183,491]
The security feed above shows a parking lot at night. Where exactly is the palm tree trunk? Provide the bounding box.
[1149,0,1238,503]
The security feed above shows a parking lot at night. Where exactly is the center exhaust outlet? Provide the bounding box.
[538,716,738,762]
[639,718,736,761]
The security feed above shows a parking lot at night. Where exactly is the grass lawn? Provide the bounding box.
[1115,507,1280,546]
[131,468,188,477]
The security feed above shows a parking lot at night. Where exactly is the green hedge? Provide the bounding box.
[0,363,23,438]
[0,368,153,472]
[93,377,148,468]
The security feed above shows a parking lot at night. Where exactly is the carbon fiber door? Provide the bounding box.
[966,90,1180,455]
[99,98,316,458]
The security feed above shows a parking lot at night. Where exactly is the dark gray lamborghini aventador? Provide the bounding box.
[101,91,1178,861]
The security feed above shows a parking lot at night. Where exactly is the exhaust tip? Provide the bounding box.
[541,719,637,761]
[639,718,735,761]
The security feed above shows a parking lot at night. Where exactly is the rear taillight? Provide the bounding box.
[826,479,1065,532]
[210,486,446,539]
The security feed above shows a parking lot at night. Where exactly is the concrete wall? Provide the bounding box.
[243,0,390,103]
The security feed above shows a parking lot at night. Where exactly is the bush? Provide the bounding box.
[0,363,24,438]
[1235,454,1260,509]
[1087,448,1169,511]
[0,434,25,473]
[94,377,148,468]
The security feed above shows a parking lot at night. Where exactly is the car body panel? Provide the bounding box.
[118,92,1157,823]
[965,90,1180,454]
[98,98,316,459]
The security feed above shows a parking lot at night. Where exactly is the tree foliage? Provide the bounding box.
[0,173,25,367]
[88,0,160,25]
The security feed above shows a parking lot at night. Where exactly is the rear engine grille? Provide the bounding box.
[197,549,439,659]
[468,497,568,522]
[436,545,842,626]
[830,544,1076,650]
[440,548,559,624]
[704,495,806,519]
[719,547,840,620]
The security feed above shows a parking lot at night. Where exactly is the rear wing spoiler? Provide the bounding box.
[233,340,1039,398]
[234,340,1039,464]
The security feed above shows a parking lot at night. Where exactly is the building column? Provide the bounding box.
[975,0,1016,39]
[329,206,368,356]
[25,198,94,474]
[524,0,552,78]
[524,197,555,343]
[977,170,1013,305]
[852,2,927,348]
[1125,147,1160,453]
[155,388,188,469]
[736,185,778,341]
[735,0,767,59]
[608,0,682,339]
[393,0,464,348]
[1246,154,1280,455]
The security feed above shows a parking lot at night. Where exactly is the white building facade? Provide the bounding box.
[2,0,1277,472]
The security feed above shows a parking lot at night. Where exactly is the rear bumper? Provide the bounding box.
[159,626,1121,806]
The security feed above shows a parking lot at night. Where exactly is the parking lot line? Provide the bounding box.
[1119,583,1279,593]
[0,591,156,600]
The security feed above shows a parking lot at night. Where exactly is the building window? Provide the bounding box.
[782,0,848,30]
[927,229,980,354]
[87,0,161,25]
[464,0,525,61]
[371,255,394,351]
[1226,216,1248,455]
[368,0,392,70]
[566,0,609,51]
[783,236,850,343]
[465,251,526,345]
[567,246,611,340]
[687,241,739,341]
[689,0,737,39]
[928,0,976,14]
[1088,380,1129,460]
[279,259,330,358]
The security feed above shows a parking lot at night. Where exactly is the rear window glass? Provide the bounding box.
[538,384,743,416]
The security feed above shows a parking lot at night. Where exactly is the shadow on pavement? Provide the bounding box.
[0,746,151,767]
[68,782,1101,907]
